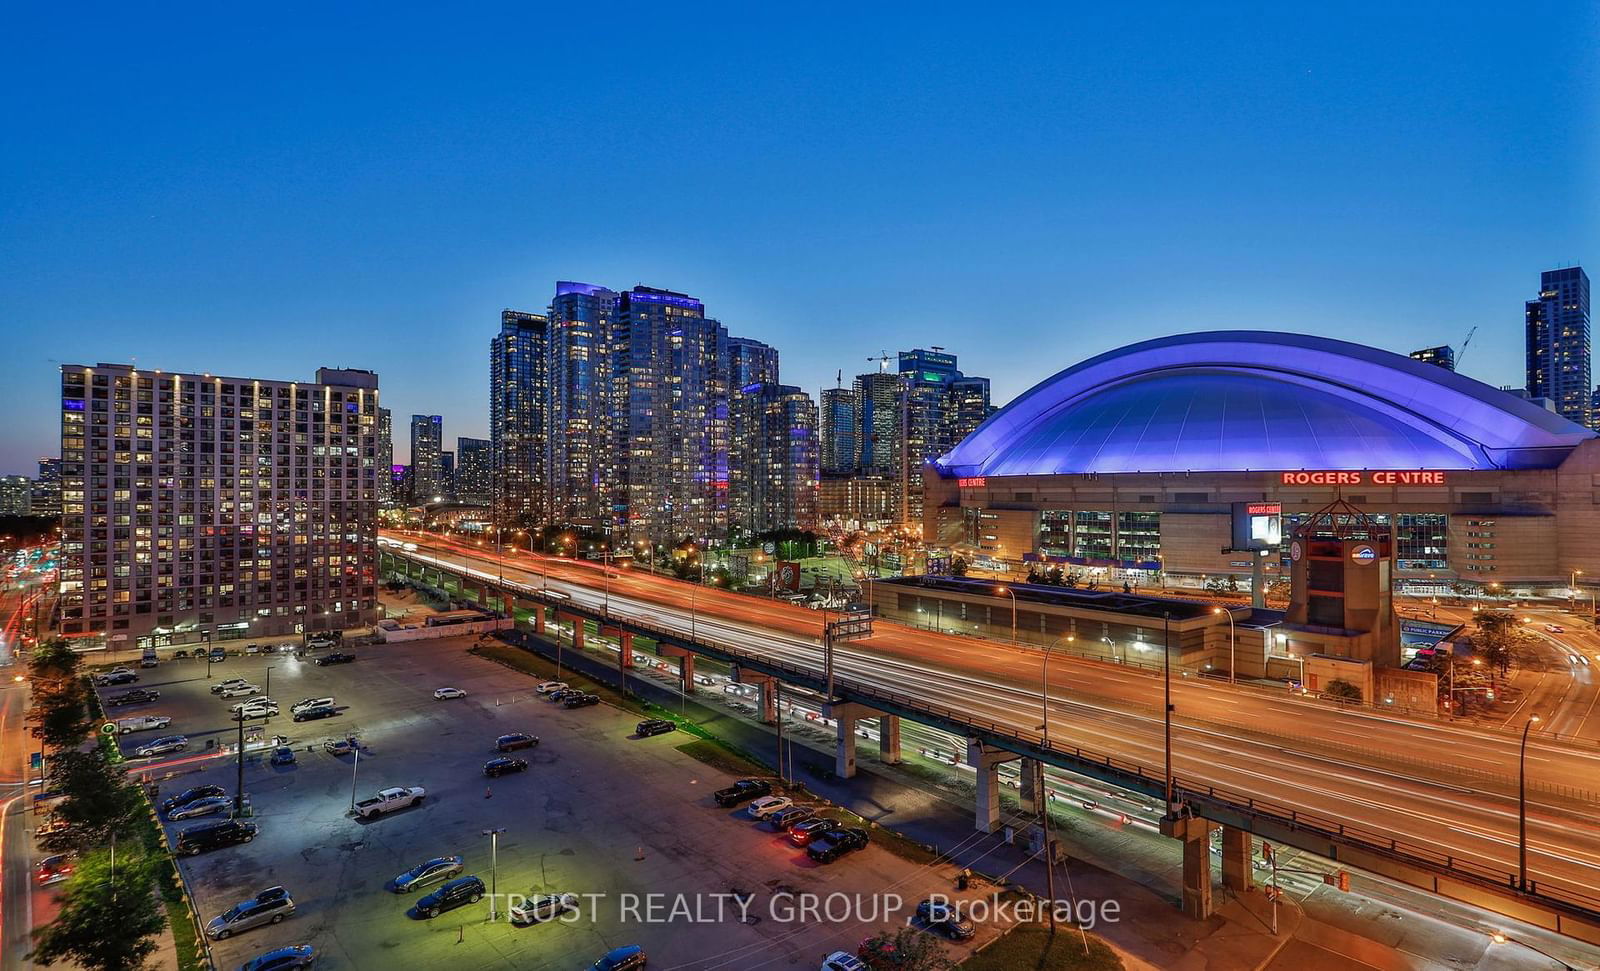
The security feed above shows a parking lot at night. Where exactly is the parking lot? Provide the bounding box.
[91,637,997,970]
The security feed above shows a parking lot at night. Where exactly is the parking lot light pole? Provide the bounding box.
[482,828,507,920]
[348,744,361,814]
[263,664,275,720]
[1213,607,1236,684]
[234,714,246,816]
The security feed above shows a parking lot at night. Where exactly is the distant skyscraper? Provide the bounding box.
[1409,345,1456,371]
[854,371,901,479]
[57,364,379,644]
[490,310,550,525]
[1525,266,1591,428]
[391,465,410,504]
[439,450,455,500]
[728,337,780,387]
[946,375,992,444]
[0,476,31,516]
[456,437,493,505]
[893,349,992,527]
[410,415,444,502]
[30,457,62,518]
[547,282,618,530]
[819,387,858,475]
[376,408,394,506]
[611,286,730,544]
[730,383,819,534]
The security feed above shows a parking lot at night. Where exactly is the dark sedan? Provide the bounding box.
[314,652,356,666]
[107,688,161,707]
[806,827,869,864]
[715,779,772,807]
[162,784,227,816]
[563,693,600,709]
[483,757,529,778]
[495,732,538,752]
[635,718,676,737]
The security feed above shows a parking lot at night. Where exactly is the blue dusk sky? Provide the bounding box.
[2,3,1596,472]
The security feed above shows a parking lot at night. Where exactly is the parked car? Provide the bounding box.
[314,652,355,666]
[495,732,538,752]
[208,647,227,662]
[590,945,647,970]
[636,718,676,737]
[789,818,840,846]
[433,687,467,700]
[139,651,160,668]
[162,784,226,815]
[244,643,261,655]
[354,786,425,818]
[290,697,334,714]
[769,805,815,831]
[294,705,340,723]
[916,898,975,939]
[106,689,161,707]
[115,715,172,734]
[322,737,361,755]
[483,757,529,778]
[173,649,190,659]
[206,887,295,939]
[714,779,772,807]
[94,670,138,686]
[232,705,278,722]
[270,746,297,766]
[563,693,600,709]
[821,952,868,971]
[548,688,577,702]
[414,875,485,918]
[135,735,188,758]
[34,854,74,886]
[807,827,869,863]
[747,795,793,820]
[509,891,579,924]
[219,682,261,699]
[536,681,568,695]
[306,637,337,650]
[167,796,231,821]
[211,678,251,695]
[175,819,257,856]
[389,855,464,893]
[239,944,316,971]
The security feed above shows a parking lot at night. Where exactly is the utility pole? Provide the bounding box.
[348,744,361,813]
[233,713,245,816]
[1163,611,1173,814]
[482,828,507,920]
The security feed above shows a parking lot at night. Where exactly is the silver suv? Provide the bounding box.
[205,887,295,940]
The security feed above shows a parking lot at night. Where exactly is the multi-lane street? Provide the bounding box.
[386,531,1600,915]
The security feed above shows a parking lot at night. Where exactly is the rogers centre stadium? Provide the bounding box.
[922,331,1600,590]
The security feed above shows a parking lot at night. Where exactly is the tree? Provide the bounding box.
[30,848,166,971]
[27,640,92,750]
[1325,679,1363,703]
[43,750,146,852]
[949,556,969,578]
[859,926,956,970]
[1472,610,1536,678]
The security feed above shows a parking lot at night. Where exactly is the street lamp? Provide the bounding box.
[1518,715,1541,891]
[1213,606,1236,685]
[482,828,507,920]
[995,586,1017,647]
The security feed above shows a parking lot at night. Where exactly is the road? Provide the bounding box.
[386,531,1600,915]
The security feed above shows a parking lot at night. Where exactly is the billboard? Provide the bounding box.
[1231,501,1282,551]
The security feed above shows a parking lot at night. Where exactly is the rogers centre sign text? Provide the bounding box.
[1280,471,1446,486]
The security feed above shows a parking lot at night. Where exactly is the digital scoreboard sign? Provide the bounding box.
[1230,501,1282,551]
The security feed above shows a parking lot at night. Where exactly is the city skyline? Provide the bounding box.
[3,5,1596,473]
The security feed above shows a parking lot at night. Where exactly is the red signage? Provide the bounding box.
[1246,502,1281,516]
[1280,471,1446,486]
[957,477,987,488]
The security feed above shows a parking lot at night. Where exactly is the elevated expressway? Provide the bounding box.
[379,532,1600,942]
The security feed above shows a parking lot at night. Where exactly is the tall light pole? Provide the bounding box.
[263,663,276,723]
[995,586,1017,647]
[482,828,507,920]
[1162,610,1174,815]
[1519,715,1541,891]
[1213,607,1236,684]
[348,743,361,813]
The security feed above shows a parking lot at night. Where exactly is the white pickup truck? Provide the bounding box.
[353,786,425,819]
[115,715,172,735]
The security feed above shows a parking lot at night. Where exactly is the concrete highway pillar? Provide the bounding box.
[533,603,546,636]
[835,708,858,779]
[1161,815,1216,919]
[1221,825,1253,893]
[1018,758,1044,815]
[966,739,1018,833]
[680,654,696,694]
[618,631,634,668]
[759,679,778,724]
[878,714,901,765]
[570,616,585,650]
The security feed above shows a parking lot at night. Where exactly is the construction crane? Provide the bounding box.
[1456,325,1478,369]
[867,352,894,373]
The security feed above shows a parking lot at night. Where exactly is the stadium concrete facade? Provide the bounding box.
[924,332,1600,591]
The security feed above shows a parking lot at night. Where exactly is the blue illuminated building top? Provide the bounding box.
[937,331,1598,477]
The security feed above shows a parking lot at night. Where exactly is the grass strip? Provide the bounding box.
[960,924,1123,970]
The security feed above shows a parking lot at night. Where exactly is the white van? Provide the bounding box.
[116,715,173,735]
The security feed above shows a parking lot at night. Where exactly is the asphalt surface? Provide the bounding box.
[95,638,998,971]
[391,533,1600,912]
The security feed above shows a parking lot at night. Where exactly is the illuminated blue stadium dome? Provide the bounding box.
[937,332,1596,476]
